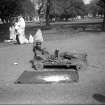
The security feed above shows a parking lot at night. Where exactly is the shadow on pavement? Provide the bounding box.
[93,94,105,103]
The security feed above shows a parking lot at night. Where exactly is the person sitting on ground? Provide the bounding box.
[33,41,49,60]
[32,29,49,69]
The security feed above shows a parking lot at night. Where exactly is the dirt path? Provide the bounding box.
[0,32,105,104]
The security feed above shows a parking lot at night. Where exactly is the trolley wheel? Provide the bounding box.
[76,62,88,71]
[76,64,81,70]
[35,62,44,70]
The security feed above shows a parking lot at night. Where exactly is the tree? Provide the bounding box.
[37,0,51,26]
[49,0,86,21]
[38,0,87,25]
[86,0,103,17]
[97,0,105,31]
[45,0,50,26]
[0,0,35,23]
[19,0,35,17]
[65,0,86,18]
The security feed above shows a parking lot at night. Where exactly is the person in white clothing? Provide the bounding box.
[15,15,28,44]
[9,23,16,41]
[33,29,43,45]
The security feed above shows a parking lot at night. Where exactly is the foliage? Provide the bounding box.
[50,0,86,19]
[97,0,105,31]
[86,0,103,17]
[38,0,87,21]
[97,0,105,9]
[0,0,35,23]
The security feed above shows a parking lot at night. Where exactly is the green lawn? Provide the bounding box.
[0,20,103,42]
[0,23,77,42]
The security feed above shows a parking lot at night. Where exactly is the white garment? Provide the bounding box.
[9,25,16,41]
[15,17,25,37]
[29,34,34,43]
[34,29,43,42]
[15,16,27,44]
[19,17,25,29]
[18,35,28,44]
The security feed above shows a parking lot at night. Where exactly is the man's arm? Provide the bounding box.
[42,48,49,55]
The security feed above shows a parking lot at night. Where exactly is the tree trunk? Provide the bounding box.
[45,0,50,26]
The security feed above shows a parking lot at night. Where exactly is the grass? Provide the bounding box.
[0,21,103,43]
[0,23,78,42]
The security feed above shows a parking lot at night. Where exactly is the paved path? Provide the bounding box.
[0,32,105,104]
